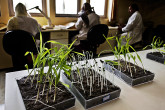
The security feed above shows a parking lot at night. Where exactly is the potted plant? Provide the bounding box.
[16,32,77,110]
[61,51,121,109]
[144,36,165,64]
[101,35,155,86]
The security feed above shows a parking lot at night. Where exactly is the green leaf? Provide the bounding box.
[143,45,150,50]
[47,40,63,46]
[105,60,119,66]
[61,82,69,88]
[106,36,116,40]
[68,39,77,49]
[25,64,29,72]
[40,32,43,52]
[24,51,30,56]
[98,50,111,57]
[63,68,71,76]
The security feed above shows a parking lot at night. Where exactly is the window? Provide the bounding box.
[54,0,108,17]
[90,0,108,17]
[55,0,80,17]
[8,0,46,17]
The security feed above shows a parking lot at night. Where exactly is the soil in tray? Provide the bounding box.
[148,52,165,58]
[112,60,153,79]
[17,75,74,110]
[69,68,120,100]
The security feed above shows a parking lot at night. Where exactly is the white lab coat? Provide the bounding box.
[7,15,41,48]
[7,16,41,36]
[121,11,143,45]
[73,13,100,45]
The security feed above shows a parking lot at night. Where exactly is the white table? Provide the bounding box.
[5,49,165,110]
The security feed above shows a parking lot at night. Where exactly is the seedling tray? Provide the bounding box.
[16,75,75,110]
[147,52,165,64]
[61,73,121,109]
[104,62,155,86]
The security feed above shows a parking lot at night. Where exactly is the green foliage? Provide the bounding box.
[24,32,78,102]
[99,33,145,77]
[143,36,164,51]
[143,36,165,64]
[98,35,116,57]
[105,60,120,66]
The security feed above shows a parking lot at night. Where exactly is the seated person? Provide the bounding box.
[72,2,100,52]
[6,3,41,68]
[7,3,41,36]
[7,3,41,48]
[118,3,143,46]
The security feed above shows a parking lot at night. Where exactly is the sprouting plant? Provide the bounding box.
[128,44,146,74]
[121,36,132,72]
[104,60,120,86]
[143,36,164,53]
[98,35,116,55]
[99,34,145,78]
[143,36,165,64]
[130,54,137,73]
[158,44,165,57]
[24,32,78,104]
[69,51,113,97]
[153,43,165,64]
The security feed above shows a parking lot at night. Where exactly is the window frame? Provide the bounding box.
[55,0,81,17]
[8,0,47,17]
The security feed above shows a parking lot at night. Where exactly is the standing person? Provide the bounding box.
[7,2,41,37]
[73,2,100,46]
[118,3,143,45]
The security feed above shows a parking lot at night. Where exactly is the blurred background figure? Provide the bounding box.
[7,2,41,36]
[72,2,100,53]
[118,3,143,46]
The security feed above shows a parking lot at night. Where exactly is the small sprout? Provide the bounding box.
[103,68,105,72]
[86,61,88,64]
[100,59,104,63]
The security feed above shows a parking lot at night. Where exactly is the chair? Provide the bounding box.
[3,30,37,70]
[79,24,109,56]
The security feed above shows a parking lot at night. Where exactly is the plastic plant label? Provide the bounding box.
[103,95,110,102]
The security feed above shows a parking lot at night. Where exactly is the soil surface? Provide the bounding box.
[149,52,165,59]
[17,75,74,110]
[70,68,120,100]
[148,52,165,58]
[111,60,154,79]
[147,52,165,64]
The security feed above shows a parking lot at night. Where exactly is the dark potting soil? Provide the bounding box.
[149,52,165,58]
[112,60,153,79]
[147,52,165,64]
[70,69,120,100]
[17,75,74,110]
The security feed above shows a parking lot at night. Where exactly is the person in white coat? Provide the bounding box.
[118,3,143,45]
[73,2,100,46]
[7,3,41,48]
[7,3,41,36]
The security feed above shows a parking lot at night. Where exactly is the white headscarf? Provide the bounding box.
[15,3,27,16]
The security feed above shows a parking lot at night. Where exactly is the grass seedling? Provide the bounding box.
[24,32,78,104]
[69,51,113,97]
[99,34,145,78]
[143,36,164,53]
[104,60,120,86]
[144,36,165,64]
